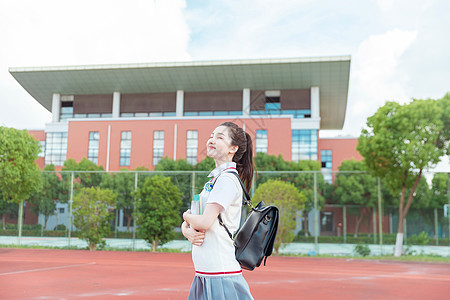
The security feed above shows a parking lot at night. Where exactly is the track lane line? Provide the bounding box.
[0,262,96,276]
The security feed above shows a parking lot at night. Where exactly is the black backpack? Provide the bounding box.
[216,172,279,271]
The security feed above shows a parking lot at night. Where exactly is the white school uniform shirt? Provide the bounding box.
[191,161,243,276]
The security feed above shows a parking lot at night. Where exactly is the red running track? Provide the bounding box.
[0,248,449,299]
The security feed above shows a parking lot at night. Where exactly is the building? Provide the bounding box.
[10,56,377,234]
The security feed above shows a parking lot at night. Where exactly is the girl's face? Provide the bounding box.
[206,125,238,165]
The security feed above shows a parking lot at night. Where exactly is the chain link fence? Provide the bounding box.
[1,170,449,253]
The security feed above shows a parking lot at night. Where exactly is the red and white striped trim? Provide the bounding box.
[195,270,242,276]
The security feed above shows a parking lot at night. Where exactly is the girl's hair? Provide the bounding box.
[220,122,255,191]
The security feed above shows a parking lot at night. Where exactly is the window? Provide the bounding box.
[120,131,132,166]
[256,130,268,153]
[153,131,164,166]
[183,111,242,116]
[321,150,332,169]
[88,132,99,164]
[59,208,65,214]
[60,101,73,122]
[321,150,333,184]
[38,141,46,158]
[45,132,67,166]
[291,130,317,161]
[186,130,198,165]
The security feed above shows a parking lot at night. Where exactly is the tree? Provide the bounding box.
[289,160,325,237]
[252,179,305,253]
[0,191,18,229]
[0,127,41,236]
[28,164,63,231]
[430,173,449,238]
[194,156,215,171]
[430,173,449,209]
[254,153,325,237]
[136,175,182,252]
[62,158,105,189]
[154,157,194,214]
[100,167,149,232]
[73,187,116,250]
[357,97,448,256]
[334,160,377,237]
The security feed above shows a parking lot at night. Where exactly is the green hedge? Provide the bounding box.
[293,233,449,245]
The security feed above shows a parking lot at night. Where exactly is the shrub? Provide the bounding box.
[253,179,306,253]
[408,231,430,245]
[73,187,116,251]
[54,224,66,231]
[354,244,371,256]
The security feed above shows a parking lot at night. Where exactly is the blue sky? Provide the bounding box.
[0,0,448,170]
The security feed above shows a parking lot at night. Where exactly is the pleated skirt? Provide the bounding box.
[188,274,254,300]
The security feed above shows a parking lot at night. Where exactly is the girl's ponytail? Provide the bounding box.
[219,122,255,191]
[237,131,254,192]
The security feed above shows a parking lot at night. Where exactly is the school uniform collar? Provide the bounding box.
[208,162,237,178]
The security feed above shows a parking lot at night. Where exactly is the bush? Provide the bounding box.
[54,224,66,231]
[354,244,371,256]
[408,231,430,245]
[73,187,117,251]
[253,179,306,253]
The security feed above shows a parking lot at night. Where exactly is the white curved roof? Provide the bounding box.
[9,56,351,129]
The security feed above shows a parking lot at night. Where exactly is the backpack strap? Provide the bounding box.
[216,171,252,240]
[223,171,252,207]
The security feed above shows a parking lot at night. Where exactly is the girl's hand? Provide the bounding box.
[181,221,205,246]
[183,209,191,221]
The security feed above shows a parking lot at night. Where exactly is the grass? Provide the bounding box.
[278,253,450,263]
[2,243,449,263]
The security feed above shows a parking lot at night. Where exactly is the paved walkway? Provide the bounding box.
[1,236,449,257]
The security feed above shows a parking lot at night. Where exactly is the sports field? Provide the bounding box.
[0,248,448,299]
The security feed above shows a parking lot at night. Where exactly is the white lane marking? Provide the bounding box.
[0,262,96,276]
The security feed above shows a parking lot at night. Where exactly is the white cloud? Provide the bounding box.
[342,29,418,136]
[0,0,191,129]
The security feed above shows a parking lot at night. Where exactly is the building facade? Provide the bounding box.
[9,56,384,235]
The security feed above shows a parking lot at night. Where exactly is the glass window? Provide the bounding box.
[45,132,67,166]
[87,113,100,118]
[186,130,198,165]
[256,130,268,153]
[60,101,73,122]
[265,102,281,111]
[321,150,332,169]
[291,130,317,161]
[88,132,99,164]
[153,131,164,166]
[120,131,132,166]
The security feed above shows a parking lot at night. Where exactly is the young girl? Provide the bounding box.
[181,122,254,300]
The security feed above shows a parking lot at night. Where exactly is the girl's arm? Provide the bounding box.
[181,221,205,246]
[183,203,222,231]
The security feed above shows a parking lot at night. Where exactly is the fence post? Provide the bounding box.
[191,171,196,199]
[133,172,138,251]
[314,171,319,254]
[434,208,438,246]
[373,208,377,244]
[68,171,74,248]
[378,177,383,253]
[343,205,347,244]
[114,209,118,238]
[17,200,24,246]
